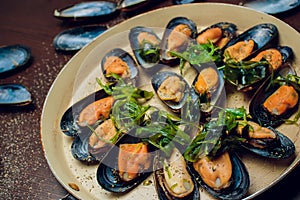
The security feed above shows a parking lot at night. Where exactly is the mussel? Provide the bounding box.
[151,71,190,112]
[190,151,250,200]
[60,89,113,137]
[192,65,225,116]
[96,133,154,193]
[0,45,31,76]
[223,23,278,62]
[53,25,107,52]
[101,48,139,84]
[160,17,197,63]
[129,26,161,69]
[0,84,32,106]
[244,0,300,14]
[196,22,237,50]
[237,121,295,159]
[249,64,299,127]
[53,1,118,21]
[153,147,200,200]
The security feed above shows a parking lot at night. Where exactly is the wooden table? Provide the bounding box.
[1,0,299,199]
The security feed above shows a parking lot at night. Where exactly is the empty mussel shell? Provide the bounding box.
[53,1,118,21]
[244,0,300,14]
[0,84,32,106]
[0,45,31,76]
[53,25,107,51]
[96,133,155,193]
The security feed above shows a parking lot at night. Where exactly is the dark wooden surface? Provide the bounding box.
[0,0,300,199]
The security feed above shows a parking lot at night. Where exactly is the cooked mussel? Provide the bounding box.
[154,147,200,200]
[101,48,139,84]
[96,133,154,193]
[151,71,190,112]
[196,22,237,49]
[237,121,295,159]
[192,65,225,115]
[53,1,118,21]
[53,25,107,52]
[0,83,32,106]
[223,23,278,62]
[249,64,299,127]
[190,151,250,200]
[129,26,161,69]
[0,45,31,76]
[60,89,113,137]
[160,17,197,63]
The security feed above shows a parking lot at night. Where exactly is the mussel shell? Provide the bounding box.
[153,150,200,200]
[196,22,237,48]
[192,65,225,115]
[53,1,117,21]
[129,26,161,69]
[71,135,99,164]
[0,84,32,106]
[119,0,149,12]
[244,0,300,14]
[53,25,107,52]
[96,133,155,193]
[276,46,294,63]
[249,64,298,127]
[160,17,197,63]
[224,23,278,59]
[101,48,139,84]
[0,45,31,76]
[60,89,109,137]
[151,71,190,112]
[173,0,198,4]
[242,126,295,159]
[189,152,250,200]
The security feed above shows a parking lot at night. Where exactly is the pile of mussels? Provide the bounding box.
[60,16,299,199]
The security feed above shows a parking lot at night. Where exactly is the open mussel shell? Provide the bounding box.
[0,45,31,76]
[0,84,32,106]
[249,64,298,127]
[60,89,109,137]
[53,1,118,21]
[241,126,295,159]
[224,23,278,59]
[190,152,250,200]
[160,17,197,63]
[53,25,107,52]
[71,135,99,164]
[96,133,155,193]
[101,48,139,84]
[129,26,161,69]
[151,71,190,112]
[196,22,237,49]
[153,149,200,200]
[192,65,225,116]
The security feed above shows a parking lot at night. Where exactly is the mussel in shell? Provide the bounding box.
[101,48,139,83]
[96,133,154,193]
[249,64,299,127]
[60,89,113,137]
[190,152,250,200]
[237,121,295,159]
[129,26,161,69]
[53,25,107,52]
[0,84,32,106]
[151,71,190,112]
[224,23,278,62]
[154,148,200,200]
[160,17,197,63]
[0,45,31,76]
[196,22,237,49]
[192,65,225,114]
[53,1,118,21]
